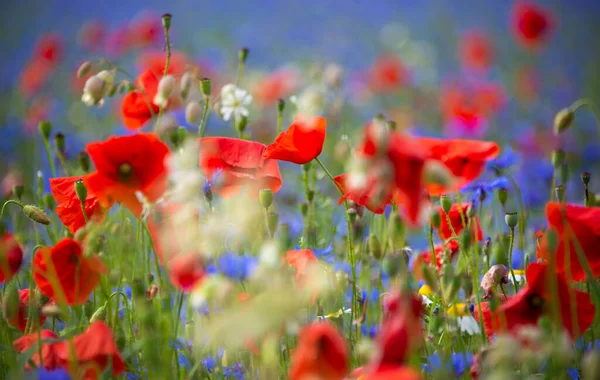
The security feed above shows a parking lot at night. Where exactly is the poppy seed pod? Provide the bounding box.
[259,189,273,209]
[504,212,518,228]
[238,47,249,64]
[277,98,285,112]
[77,61,92,78]
[201,77,212,97]
[582,172,591,186]
[161,13,172,30]
[74,179,87,203]
[553,108,574,135]
[23,205,50,225]
[38,120,52,139]
[185,102,202,124]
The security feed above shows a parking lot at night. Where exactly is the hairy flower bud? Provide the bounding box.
[440,195,452,214]
[553,108,574,135]
[185,102,202,124]
[74,179,87,203]
[23,205,51,225]
[81,75,106,106]
[153,75,176,108]
[77,61,92,78]
[201,78,212,97]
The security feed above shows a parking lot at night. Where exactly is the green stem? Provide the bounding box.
[507,227,519,292]
[0,200,24,220]
[197,97,210,138]
[154,26,172,132]
[504,172,526,251]
[276,108,283,135]
[42,138,57,177]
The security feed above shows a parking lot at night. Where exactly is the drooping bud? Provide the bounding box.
[54,132,65,154]
[185,102,202,124]
[497,188,508,207]
[238,47,249,64]
[551,149,565,168]
[368,234,382,260]
[12,185,24,200]
[259,189,273,209]
[267,212,279,236]
[90,303,107,322]
[153,75,176,108]
[553,108,574,135]
[77,61,92,78]
[23,205,51,225]
[277,98,285,113]
[38,120,52,139]
[78,151,91,172]
[74,179,87,203]
[81,74,107,106]
[504,212,518,229]
[440,195,452,214]
[161,13,172,31]
[180,72,194,99]
[200,78,212,97]
[43,193,55,211]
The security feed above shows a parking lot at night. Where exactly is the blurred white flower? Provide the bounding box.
[316,307,351,320]
[220,84,252,121]
[167,139,204,206]
[153,75,176,108]
[457,315,481,335]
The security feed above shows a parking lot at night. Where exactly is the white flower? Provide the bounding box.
[457,315,481,336]
[220,84,252,121]
[81,70,115,107]
[316,307,352,320]
[421,295,433,307]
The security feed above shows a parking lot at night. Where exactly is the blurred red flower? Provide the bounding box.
[33,238,107,305]
[5,289,47,332]
[13,330,61,370]
[77,20,106,52]
[130,11,163,48]
[459,31,494,72]
[368,53,409,93]
[55,321,125,379]
[33,32,64,65]
[289,322,349,380]
[264,115,327,164]
[85,133,170,217]
[492,263,595,339]
[286,249,318,281]
[105,25,132,58]
[198,137,282,198]
[415,137,499,195]
[24,96,53,134]
[136,50,189,75]
[0,232,23,283]
[168,252,206,292]
[19,59,55,98]
[50,176,111,234]
[435,203,483,241]
[537,202,600,282]
[413,240,460,279]
[334,173,389,214]
[121,69,161,130]
[511,1,553,49]
[253,68,300,107]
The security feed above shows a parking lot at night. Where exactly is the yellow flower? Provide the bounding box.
[447,303,469,317]
[418,284,434,297]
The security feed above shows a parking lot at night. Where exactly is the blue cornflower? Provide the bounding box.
[204,169,222,196]
[223,362,246,379]
[567,367,579,380]
[215,253,257,281]
[423,352,472,377]
[361,324,378,338]
[37,367,71,380]
[313,243,334,263]
[486,146,520,171]
[462,177,509,207]
[202,356,218,373]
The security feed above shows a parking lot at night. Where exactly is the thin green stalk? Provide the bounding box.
[0,200,23,219]
[42,138,57,177]
[507,227,519,292]
[197,97,211,138]
[276,108,283,135]
[154,23,172,132]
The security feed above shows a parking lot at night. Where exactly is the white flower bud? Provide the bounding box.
[81,75,106,106]
[153,75,176,108]
[95,70,115,85]
[180,72,194,99]
[185,102,202,124]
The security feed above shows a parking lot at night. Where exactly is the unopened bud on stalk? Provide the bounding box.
[43,193,55,211]
[12,185,24,200]
[504,212,518,228]
[1,282,19,320]
[497,188,508,207]
[201,77,211,97]
[74,179,87,203]
[235,115,248,133]
[555,184,566,203]
[238,47,249,64]
[78,151,91,172]
[161,13,172,30]
[77,61,92,78]
[553,108,574,135]
[277,98,285,112]
[551,149,565,168]
[153,75,176,108]
[23,205,50,225]
[430,210,441,229]
[185,102,202,124]
[180,72,194,99]
[39,120,52,139]
[90,304,107,322]
[299,202,309,217]
[54,132,65,154]
[582,172,591,186]
[440,195,452,214]
[368,234,382,259]
[259,189,273,209]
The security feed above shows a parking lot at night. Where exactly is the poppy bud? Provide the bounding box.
[544,228,558,254]
[504,212,518,228]
[84,300,94,320]
[54,132,65,154]
[12,185,24,200]
[582,172,591,186]
[106,83,118,97]
[77,61,92,78]
[430,210,441,229]
[90,303,107,322]
[583,350,600,380]
[382,252,402,277]
[277,98,285,112]
[38,120,52,139]
[1,282,19,320]
[201,78,211,97]
[421,265,438,292]
[185,102,202,125]
[306,190,315,202]
[553,108,574,135]
[267,212,279,236]
[23,205,50,225]
[161,13,172,30]
[551,149,565,168]
[368,234,382,259]
[559,164,569,185]
[299,202,309,217]
[238,47,249,64]
[78,151,91,172]
[440,195,452,214]
[180,72,194,100]
[555,184,566,203]
[497,188,508,207]
[43,193,55,211]
[235,115,248,133]
[259,189,273,209]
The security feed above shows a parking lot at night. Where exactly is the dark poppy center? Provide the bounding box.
[526,293,545,311]
[118,163,133,181]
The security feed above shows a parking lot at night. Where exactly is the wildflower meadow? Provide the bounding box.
[2,1,600,379]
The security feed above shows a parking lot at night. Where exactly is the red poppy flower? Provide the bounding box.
[334,173,389,214]
[0,232,23,283]
[77,20,106,52]
[459,31,494,72]
[511,1,553,49]
[33,32,64,65]
[5,289,47,332]
[347,125,428,225]
[13,330,60,370]
[130,12,162,48]
[198,137,282,198]
[253,68,299,107]
[537,202,600,282]
[264,115,326,165]
[121,69,161,130]
[286,249,318,281]
[168,253,206,292]
[412,240,460,279]
[435,203,483,241]
[368,54,409,93]
[85,133,170,217]
[33,238,107,305]
[19,59,55,98]
[474,300,499,342]
[415,137,499,195]
[55,321,125,379]
[50,176,110,234]
[289,322,349,380]
[357,364,422,380]
[492,263,595,339]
